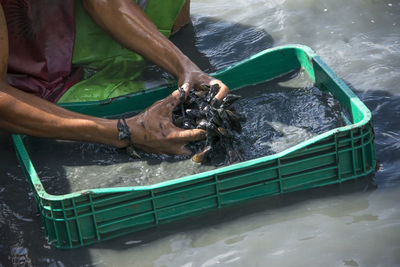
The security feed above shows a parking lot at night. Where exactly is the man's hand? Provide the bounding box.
[126,87,206,155]
[84,0,230,102]
[178,63,229,101]
[1,1,228,155]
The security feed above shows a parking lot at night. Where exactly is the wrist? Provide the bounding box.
[177,60,204,85]
[175,55,198,79]
[115,137,130,148]
[119,115,145,149]
[95,119,130,148]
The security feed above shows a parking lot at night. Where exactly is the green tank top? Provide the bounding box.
[58,0,186,103]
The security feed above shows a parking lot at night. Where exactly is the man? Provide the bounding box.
[0,0,229,155]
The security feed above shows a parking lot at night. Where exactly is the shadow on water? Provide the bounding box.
[171,16,275,71]
[343,80,400,187]
[141,16,275,82]
[357,89,400,187]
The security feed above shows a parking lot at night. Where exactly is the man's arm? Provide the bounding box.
[0,5,204,154]
[0,80,204,154]
[82,0,229,100]
[0,5,124,147]
[0,82,125,147]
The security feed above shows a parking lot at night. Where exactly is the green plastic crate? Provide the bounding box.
[12,45,375,248]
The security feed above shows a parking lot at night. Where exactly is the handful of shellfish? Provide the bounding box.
[172,84,246,164]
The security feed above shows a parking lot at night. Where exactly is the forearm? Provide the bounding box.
[0,5,126,147]
[0,82,127,147]
[0,3,209,154]
[83,0,196,79]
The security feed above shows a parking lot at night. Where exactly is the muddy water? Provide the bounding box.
[1,0,400,266]
[24,71,345,194]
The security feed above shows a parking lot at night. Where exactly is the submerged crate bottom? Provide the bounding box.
[23,70,347,195]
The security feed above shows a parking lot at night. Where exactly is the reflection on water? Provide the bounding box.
[1,0,400,266]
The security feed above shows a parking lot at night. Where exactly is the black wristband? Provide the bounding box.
[117,117,141,158]
[117,117,131,143]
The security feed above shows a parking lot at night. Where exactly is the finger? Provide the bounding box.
[167,83,193,115]
[164,86,187,115]
[211,80,230,101]
[171,82,190,102]
[169,128,207,142]
[181,82,191,98]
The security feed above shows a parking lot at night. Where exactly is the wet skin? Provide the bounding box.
[0,0,229,155]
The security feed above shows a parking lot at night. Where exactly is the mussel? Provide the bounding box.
[173,84,246,164]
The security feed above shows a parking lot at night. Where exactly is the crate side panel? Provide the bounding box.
[94,198,153,224]
[282,167,338,191]
[92,191,150,209]
[220,182,280,205]
[76,215,97,242]
[158,197,218,221]
[338,150,354,177]
[280,153,336,177]
[98,213,156,235]
[155,182,217,209]
[218,167,277,191]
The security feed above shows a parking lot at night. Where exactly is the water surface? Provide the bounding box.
[24,71,345,194]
